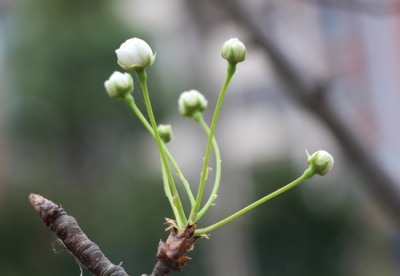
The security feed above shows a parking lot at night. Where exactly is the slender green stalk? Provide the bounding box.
[123,94,195,205]
[195,171,312,235]
[192,111,221,221]
[135,70,187,226]
[189,62,237,222]
[160,155,184,229]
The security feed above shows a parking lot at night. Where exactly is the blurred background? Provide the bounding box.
[1,0,400,275]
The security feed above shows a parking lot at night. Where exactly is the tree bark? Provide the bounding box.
[29,194,129,276]
[30,194,198,276]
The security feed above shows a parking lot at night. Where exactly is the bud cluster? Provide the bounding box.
[101,36,335,241]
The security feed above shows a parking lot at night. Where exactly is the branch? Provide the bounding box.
[30,194,199,276]
[306,0,400,17]
[29,194,129,276]
[216,0,400,219]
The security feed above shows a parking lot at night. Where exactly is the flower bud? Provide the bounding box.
[158,124,173,143]
[307,150,334,176]
[104,71,133,99]
[221,38,246,63]
[115,38,156,70]
[178,90,208,117]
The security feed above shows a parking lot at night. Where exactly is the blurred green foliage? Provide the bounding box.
[251,161,347,276]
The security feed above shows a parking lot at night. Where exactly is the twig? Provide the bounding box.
[30,194,199,276]
[306,0,400,17]
[29,194,129,276]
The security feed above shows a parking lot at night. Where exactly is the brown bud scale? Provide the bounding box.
[143,221,198,276]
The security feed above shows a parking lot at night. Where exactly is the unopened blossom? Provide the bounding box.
[116,38,156,70]
[178,90,208,117]
[221,38,246,63]
[104,71,133,99]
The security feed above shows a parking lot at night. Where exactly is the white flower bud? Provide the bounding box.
[221,38,246,63]
[115,38,156,70]
[307,150,334,176]
[178,90,208,117]
[158,124,173,143]
[104,71,133,99]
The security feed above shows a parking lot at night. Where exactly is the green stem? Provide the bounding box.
[123,94,195,205]
[135,70,187,226]
[160,155,184,229]
[192,111,221,221]
[189,62,237,222]
[195,171,312,235]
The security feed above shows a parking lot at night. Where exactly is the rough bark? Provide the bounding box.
[29,193,129,276]
[30,194,199,276]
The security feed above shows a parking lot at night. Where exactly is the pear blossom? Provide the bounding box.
[307,150,334,176]
[178,90,208,117]
[116,38,156,70]
[221,38,246,63]
[158,124,173,143]
[104,71,133,99]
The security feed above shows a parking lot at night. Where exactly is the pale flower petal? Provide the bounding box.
[178,90,208,117]
[221,38,246,63]
[115,38,155,70]
[104,71,134,99]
